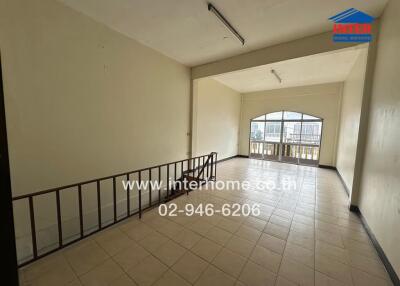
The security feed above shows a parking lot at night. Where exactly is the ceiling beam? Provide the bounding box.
[191,31,363,79]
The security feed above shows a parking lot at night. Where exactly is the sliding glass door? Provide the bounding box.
[249,111,323,166]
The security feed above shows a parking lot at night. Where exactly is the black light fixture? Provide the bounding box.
[208,3,245,46]
[271,69,282,83]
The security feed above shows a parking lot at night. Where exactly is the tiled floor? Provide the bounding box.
[19,159,393,286]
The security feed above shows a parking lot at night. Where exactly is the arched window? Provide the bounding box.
[249,111,323,166]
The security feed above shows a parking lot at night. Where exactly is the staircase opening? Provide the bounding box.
[12,152,217,267]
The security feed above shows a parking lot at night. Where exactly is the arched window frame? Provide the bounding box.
[249,111,324,165]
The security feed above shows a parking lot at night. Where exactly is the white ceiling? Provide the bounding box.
[58,0,387,66]
[211,47,364,93]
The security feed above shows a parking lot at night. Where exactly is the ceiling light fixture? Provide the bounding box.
[271,69,282,83]
[208,3,245,46]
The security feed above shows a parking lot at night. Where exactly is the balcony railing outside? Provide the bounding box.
[250,140,320,164]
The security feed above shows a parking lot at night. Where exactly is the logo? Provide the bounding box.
[329,8,374,42]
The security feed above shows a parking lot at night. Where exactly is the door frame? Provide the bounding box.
[0,55,20,285]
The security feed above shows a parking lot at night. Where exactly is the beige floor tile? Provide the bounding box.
[264,222,290,240]
[235,225,262,243]
[269,215,292,228]
[137,231,168,253]
[21,253,77,286]
[349,253,390,280]
[290,221,315,234]
[341,229,371,245]
[314,271,348,286]
[275,276,298,286]
[172,251,209,283]
[316,240,349,265]
[195,265,236,286]
[288,230,314,251]
[113,242,150,271]
[188,220,214,236]
[94,228,134,256]
[68,280,83,286]
[158,221,185,239]
[143,216,169,229]
[80,259,124,286]
[212,248,247,278]
[171,228,202,249]
[118,219,142,232]
[316,220,344,235]
[284,242,314,268]
[316,229,344,248]
[225,235,255,258]
[351,267,393,286]
[274,209,294,220]
[239,260,276,286]
[120,222,154,242]
[127,255,168,286]
[153,270,191,286]
[109,274,137,286]
[64,240,109,275]
[343,239,379,260]
[243,216,268,231]
[250,245,282,273]
[203,214,223,226]
[293,214,314,226]
[153,240,187,266]
[191,237,222,262]
[217,217,241,233]
[257,233,286,255]
[315,253,353,285]
[295,207,315,219]
[206,226,233,245]
[279,257,314,286]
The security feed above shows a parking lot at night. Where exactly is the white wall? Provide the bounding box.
[192,78,241,160]
[358,0,400,276]
[336,48,368,195]
[239,83,343,166]
[0,0,190,261]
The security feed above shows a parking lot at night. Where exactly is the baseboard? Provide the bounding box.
[217,155,237,163]
[236,155,249,158]
[318,164,337,170]
[217,155,249,163]
[349,204,359,213]
[335,169,350,196]
[350,207,400,286]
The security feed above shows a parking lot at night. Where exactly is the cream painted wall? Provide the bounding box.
[357,0,400,276]
[192,78,241,160]
[0,0,190,260]
[239,83,343,166]
[336,48,368,195]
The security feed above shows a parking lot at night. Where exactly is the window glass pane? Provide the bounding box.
[265,122,281,142]
[282,121,301,144]
[283,111,302,120]
[253,115,265,120]
[301,122,322,145]
[266,111,283,120]
[250,121,265,141]
[302,114,320,120]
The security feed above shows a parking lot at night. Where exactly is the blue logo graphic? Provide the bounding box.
[329,8,374,42]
